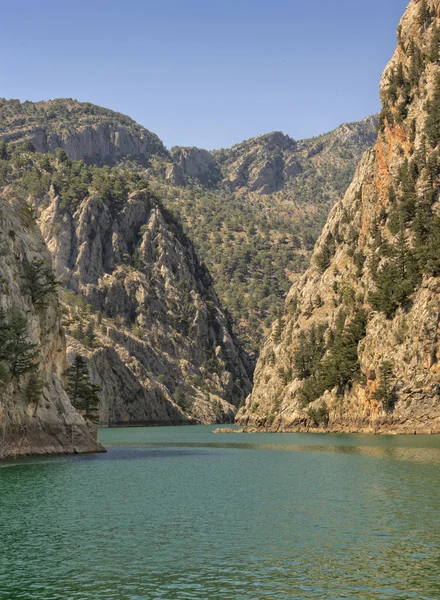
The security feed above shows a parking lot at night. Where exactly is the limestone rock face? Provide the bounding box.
[0,99,168,166]
[0,196,102,457]
[238,0,440,433]
[216,132,298,194]
[35,123,166,166]
[36,187,251,426]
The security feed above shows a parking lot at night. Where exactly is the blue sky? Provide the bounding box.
[1,0,407,149]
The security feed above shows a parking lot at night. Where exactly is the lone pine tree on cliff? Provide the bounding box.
[64,355,100,423]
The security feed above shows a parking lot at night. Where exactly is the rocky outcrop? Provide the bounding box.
[168,147,222,186]
[238,0,440,434]
[214,132,298,194]
[0,195,102,457]
[0,99,168,165]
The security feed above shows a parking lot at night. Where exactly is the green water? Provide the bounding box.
[1,427,440,599]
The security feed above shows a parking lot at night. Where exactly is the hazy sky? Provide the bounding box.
[1,0,407,149]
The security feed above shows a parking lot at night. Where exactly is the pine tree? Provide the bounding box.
[23,258,59,308]
[25,372,44,405]
[315,234,335,273]
[64,355,100,423]
[431,25,440,62]
[0,141,9,160]
[0,309,39,377]
[273,317,282,344]
[373,361,397,411]
[8,311,39,377]
[408,45,425,87]
[419,0,431,29]
[396,62,406,88]
[426,75,440,148]
[84,320,96,348]
[396,228,409,279]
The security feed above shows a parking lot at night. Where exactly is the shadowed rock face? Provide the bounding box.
[169,147,222,186]
[0,196,102,458]
[237,0,440,434]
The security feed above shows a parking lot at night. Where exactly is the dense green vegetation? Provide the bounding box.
[371,44,440,319]
[294,309,367,405]
[367,153,440,318]
[0,140,161,218]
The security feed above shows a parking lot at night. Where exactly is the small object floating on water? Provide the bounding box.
[213,427,244,434]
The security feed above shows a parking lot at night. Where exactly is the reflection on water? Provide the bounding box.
[98,439,440,465]
[3,440,440,469]
[1,427,440,599]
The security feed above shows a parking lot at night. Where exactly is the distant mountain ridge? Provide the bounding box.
[0,97,377,192]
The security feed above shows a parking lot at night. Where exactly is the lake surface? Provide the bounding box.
[1,426,440,599]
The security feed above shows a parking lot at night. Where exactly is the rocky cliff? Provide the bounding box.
[168,147,222,186]
[0,146,251,425]
[238,0,440,434]
[0,194,102,457]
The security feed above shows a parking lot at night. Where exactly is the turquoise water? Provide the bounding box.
[1,426,440,599]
